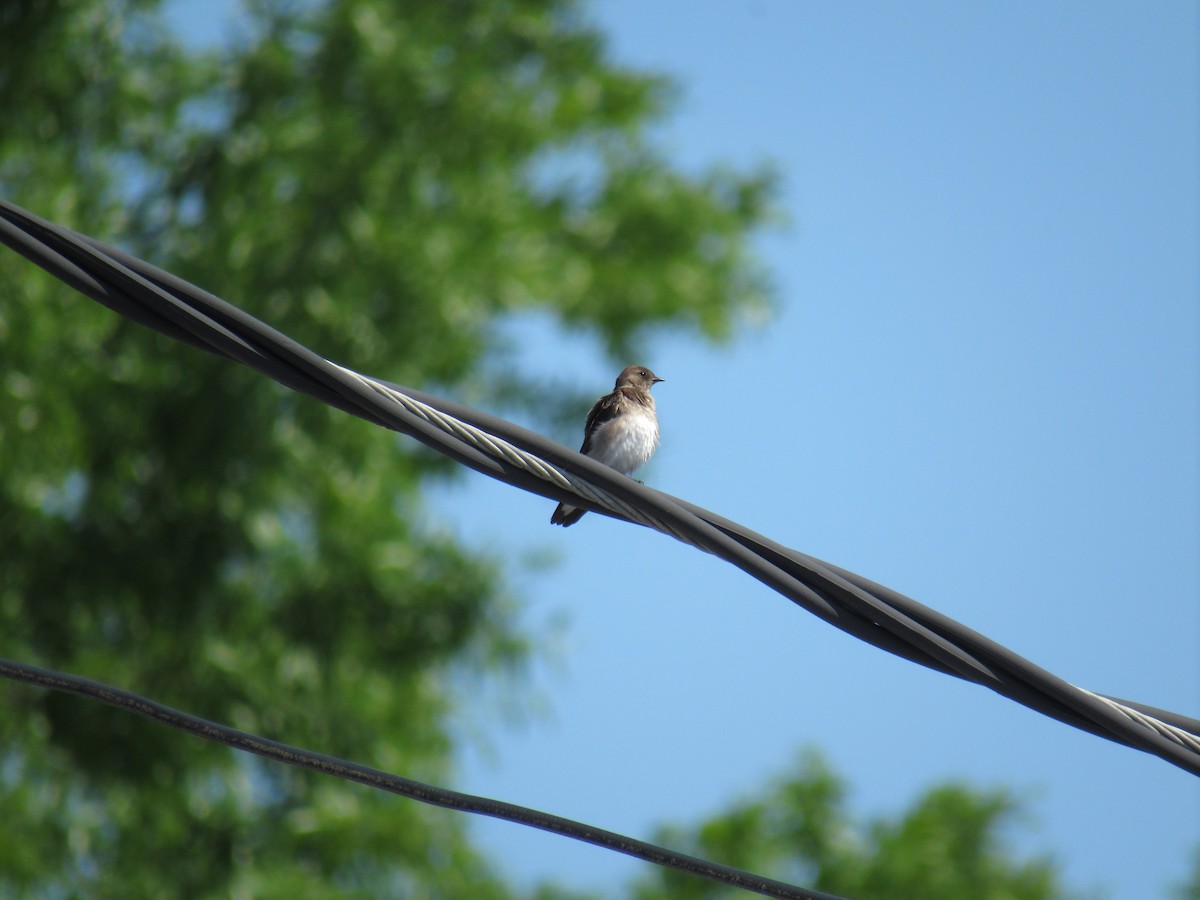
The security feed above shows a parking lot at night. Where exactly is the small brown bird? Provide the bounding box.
[551,365,664,527]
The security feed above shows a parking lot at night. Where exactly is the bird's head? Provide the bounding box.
[615,365,664,391]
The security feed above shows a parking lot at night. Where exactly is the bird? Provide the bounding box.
[551,365,664,527]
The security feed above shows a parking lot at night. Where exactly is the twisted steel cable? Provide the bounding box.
[1,198,1196,784]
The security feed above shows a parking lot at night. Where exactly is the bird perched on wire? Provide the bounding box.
[551,365,665,527]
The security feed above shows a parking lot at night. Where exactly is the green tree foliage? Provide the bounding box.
[635,751,1075,900]
[0,2,1116,898]
[0,0,772,895]
[1176,847,1200,900]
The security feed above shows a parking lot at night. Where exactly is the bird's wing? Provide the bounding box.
[579,390,625,456]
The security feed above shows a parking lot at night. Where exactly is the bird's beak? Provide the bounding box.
[653,376,665,384]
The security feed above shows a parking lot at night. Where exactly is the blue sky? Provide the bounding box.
[168,2,1199,896]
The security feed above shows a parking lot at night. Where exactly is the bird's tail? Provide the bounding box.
[550,503,587,527]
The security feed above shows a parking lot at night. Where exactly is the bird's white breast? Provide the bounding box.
[589,407,660,475]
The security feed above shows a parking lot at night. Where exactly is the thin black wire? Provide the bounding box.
[0,657,835,900]
[2,198,1197,776]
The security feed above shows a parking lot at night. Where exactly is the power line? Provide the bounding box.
[0,656,834,900]
[1,198,1197,893]
[2,199,1197,770]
